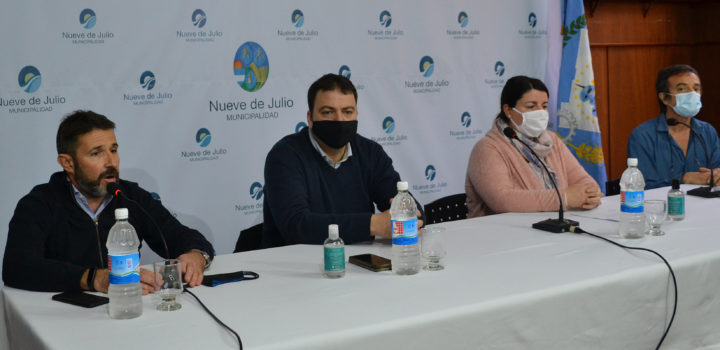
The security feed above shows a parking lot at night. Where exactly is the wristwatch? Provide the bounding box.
[192,249,213,270]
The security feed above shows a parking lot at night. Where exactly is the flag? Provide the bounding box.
[556,0,608,192]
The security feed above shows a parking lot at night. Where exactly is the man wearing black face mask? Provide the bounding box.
[262,74,424,248]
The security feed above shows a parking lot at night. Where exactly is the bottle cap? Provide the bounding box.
[627,158,638,167]
[672,179,680,190]
[114,208,129,220]
[328,224,339,239]
[397,181,408,191]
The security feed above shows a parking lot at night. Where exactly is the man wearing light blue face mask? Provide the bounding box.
[628,64,720,189]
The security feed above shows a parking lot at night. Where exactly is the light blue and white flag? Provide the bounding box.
[556,0,608,191]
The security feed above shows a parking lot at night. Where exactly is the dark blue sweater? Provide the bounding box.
[262,128,408,247]
[3,172,214,292]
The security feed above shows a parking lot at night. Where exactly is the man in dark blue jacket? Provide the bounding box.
[262,74,423,248]
[3,111,214,293]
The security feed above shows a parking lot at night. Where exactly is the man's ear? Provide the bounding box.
[306,110,313,128]
[57,154,74,174]
[659,92,673,106]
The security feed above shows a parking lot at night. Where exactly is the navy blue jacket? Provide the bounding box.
[3,172,214,292]
[262,128,422,248]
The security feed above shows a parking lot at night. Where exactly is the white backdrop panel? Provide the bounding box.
[1,0,552,278]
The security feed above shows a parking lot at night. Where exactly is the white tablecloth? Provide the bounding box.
[3,186,720,349]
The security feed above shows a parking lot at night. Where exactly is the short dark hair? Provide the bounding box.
[656,64,699,113]
[56,110,115,155]
[496,76,549,123]
[307,74,357,112]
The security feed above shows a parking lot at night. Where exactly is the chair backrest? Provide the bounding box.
[234,223,263,253]
[605,178,620,196]
[424,193,468,225]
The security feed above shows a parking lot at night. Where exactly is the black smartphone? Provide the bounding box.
[349,253,392,272]
[52,292,109,308]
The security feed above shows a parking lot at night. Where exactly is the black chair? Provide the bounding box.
[424,193,468,225]
[605,178,620,196]
[234,223,263,253]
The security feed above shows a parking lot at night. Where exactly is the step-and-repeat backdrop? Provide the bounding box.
[0,1,557,271]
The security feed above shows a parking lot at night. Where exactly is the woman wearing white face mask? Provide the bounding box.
[627,64,720,189]
[465,76,602,218]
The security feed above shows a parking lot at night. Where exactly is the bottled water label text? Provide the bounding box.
[621,191,644,213]
[108,253,140,284]
[391,218,418,245]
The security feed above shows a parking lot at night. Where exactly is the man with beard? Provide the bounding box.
[2,110,214,294]
[262,74,423,248]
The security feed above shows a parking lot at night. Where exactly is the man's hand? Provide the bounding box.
[178,251,206,287]
[370,198,424,239]
[88,268,154,295]
[713,168,720,186]
[139,268,155,295]
[92,268,109,293]
[683,168,707,185]
[566,183,602,210]
[370,209,392,238]
[682,167,720,185]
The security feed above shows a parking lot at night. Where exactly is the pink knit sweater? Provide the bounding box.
[465,126,597,217]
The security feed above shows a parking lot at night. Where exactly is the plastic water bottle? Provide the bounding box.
[619,158,646,238]
[667,179,685,221]
[391,181,420,275]
[107,208,142,319]
[323,224,345,279]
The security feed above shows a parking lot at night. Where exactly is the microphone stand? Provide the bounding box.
[503,127,579,232]
[107,182,172,258]
[666,118,719,198]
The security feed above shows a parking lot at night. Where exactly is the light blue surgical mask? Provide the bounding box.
[671,91,702,118]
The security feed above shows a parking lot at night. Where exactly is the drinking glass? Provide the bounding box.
[421,226,446,271]
[153,259,183,311]
[645,199,667,236]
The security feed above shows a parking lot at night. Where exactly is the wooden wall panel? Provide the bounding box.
[692,44,720,131]
[690,1,720,133]
[606,46,692,179]
[585,0,720,181]
[587,2,695,46]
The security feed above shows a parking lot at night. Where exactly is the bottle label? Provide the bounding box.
[324,247,345,271]
[108,252,140,284]
[621,190,644,213]
[668,196,685,216]
[391,218,418,245]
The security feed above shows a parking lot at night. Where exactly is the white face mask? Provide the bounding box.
[671,91,702,118]
[511,108,549,138]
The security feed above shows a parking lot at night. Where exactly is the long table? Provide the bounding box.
[3,186,720,349]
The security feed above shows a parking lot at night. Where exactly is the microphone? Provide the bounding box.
[503,127,579,233]
[107,182,171,258]
[666,118,719,198]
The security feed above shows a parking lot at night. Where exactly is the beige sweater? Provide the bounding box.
[465,126,597,217]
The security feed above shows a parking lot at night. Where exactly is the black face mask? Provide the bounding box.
[311,120,358,149]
